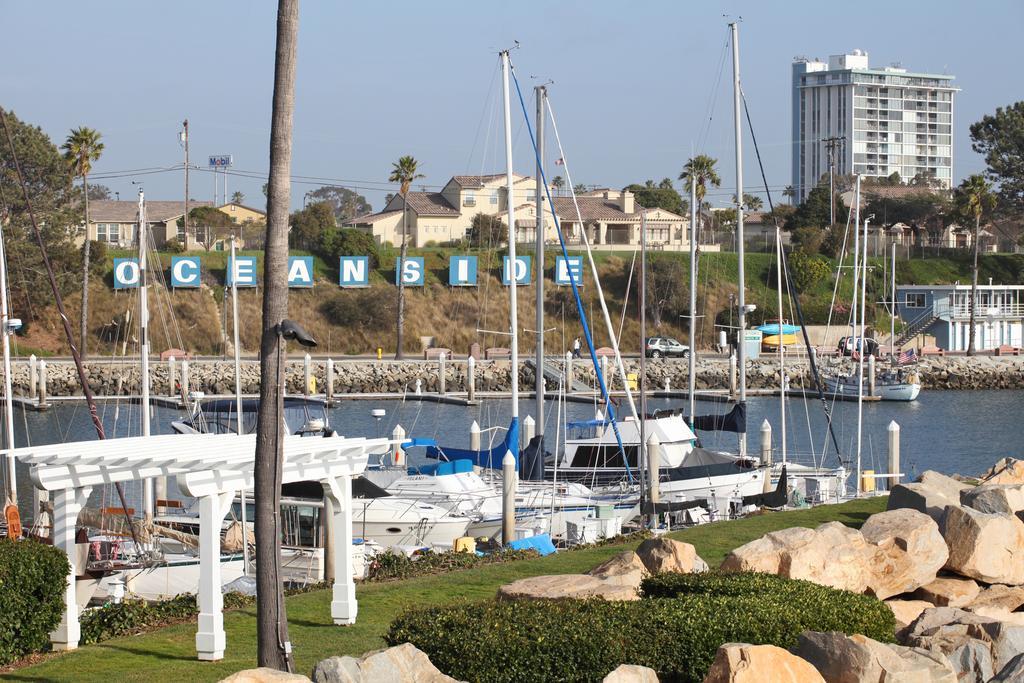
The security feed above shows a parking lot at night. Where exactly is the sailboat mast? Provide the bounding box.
[639,209,647,497]
[775,225,786,464]
[688,178,697,427]
[230,237,249,574]
[138,190,154,522]
[891,241,896,358]
[534,84,546,440]
[730,21,747,455]
[0,220,16,504]
[851,174,862,494]
[857,212,870,495]
[501,51,520,435]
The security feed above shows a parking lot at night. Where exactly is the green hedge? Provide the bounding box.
[0,540,70,665]
[386,572,895,683]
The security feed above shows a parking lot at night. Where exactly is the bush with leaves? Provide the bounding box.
[786,251,832,291]
[386,571,894,683]
[319,226,380,269]
[0,540,70,664]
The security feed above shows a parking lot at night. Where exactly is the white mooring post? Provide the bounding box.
[181,359,190,398]
[304,352,312,397]
[729,352,737,400]
[438,352,446,396]
[760,419,773,493]
[523,414,535,446]
[467,356,476,401]
[470,420,481,452]
[502,450,516,545]
[888,420,901,491]
[391,424,406,469]
[868,354,877,397]
[168,356,177,397]
[599,354,608,391]
[29,353,37,399]
[647,432,661,524]
[664,377,671,393]
[37,359,47,408]
[326,358,335,404]
[565,351,574,395]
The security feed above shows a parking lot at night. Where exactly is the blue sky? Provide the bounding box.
[3,0,1022,213]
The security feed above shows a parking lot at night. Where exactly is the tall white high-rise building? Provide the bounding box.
[791,50,957,202]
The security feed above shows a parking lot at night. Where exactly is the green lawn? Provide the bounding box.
[3,497,886,683]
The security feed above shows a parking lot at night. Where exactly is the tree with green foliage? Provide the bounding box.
[61,126,104,358]
[732,193,763,212]
[389,155,424,359]
[288,200,334,251]
[679,155,721,206]
[953,175,997,356]
[786,182,846,231]
[551,175,564,195]
[1,109,81,324]
[230,190,245,204]
[184,205,235,251]
[970,102,1024,213]
[305,185,372,222]
[864,190,949,229]
[468,212,504,247]
[319,226,379,268]
[87,184,111,200]
[624,178,688,216]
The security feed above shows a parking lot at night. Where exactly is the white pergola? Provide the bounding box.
[16,431,394,661]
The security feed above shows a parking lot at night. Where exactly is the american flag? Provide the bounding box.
[898,348,917,365]
[554,157,564,166]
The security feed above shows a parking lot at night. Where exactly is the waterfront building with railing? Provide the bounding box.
[894,284,1024,352]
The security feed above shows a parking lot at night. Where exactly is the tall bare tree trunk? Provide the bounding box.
[967,213,979,356]
[80,174,90,358]
[395,197,407,360]
[254,0,298,671]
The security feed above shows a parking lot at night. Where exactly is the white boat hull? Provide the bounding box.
[824,376,920,401]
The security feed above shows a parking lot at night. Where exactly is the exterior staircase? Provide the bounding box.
[889,308,940,349]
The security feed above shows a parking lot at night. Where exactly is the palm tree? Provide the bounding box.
[783,185,796,204]
[254,0,299,671]
[551,175,564,195]
[61,127,104,359]
[954,174,997,356]
[389,155,424,360]
[679,155,721,237]
[231,190,245,204]
[733,193,763,212]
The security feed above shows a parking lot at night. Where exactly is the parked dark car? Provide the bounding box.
[645,336,690,358]
[837,336,880,357]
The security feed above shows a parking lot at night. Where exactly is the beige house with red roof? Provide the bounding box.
[346,173,537,247]
[348,175,715,252]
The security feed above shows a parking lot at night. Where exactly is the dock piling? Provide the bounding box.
[181,359,190,399]
[326,358,335,404]
[888,420,901,491]
[760,419,773,492]
[29,354,37,399]
[304,353,312,397]
[438,352,446,396]
[168,356,177,397]
[868,354,876,397]
[565,352,574,395]
[470,420,480,451]
[523,414,535,447]
[37,359,47,409]
[391,424,406,468]
[501,450,516,546]
[467,356,476,401]
[729,352,737,400]
[647,432,661,524]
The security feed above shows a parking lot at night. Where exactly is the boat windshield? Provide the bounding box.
[188,398,328,435]
[566,419,607,441]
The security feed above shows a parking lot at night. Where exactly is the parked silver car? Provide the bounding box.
[644,336,690,359]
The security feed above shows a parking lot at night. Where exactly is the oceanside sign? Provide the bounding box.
[112,254,590,290]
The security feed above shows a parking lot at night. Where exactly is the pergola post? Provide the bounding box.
[323,474,356,625]
[195,490,235,661]
[50,485,92,651]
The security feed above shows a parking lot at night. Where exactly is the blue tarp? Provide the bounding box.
[409,459,474,476]
[507,533,557,556]
[423,418,520,471]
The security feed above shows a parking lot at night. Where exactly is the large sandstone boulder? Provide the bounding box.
[497,574,639,601]
[311,644,460,683]
[981,457,1024,486]
[884,599,934,630]
[960,483,1024,515]
[991,652,1024,682]
[602,664,658,683]
[588,551,648,589]
[702,643,824,683]
[793,631,957,683]
[910,575,981,607]
[888,471,969,522]
[635,537,708,574]
[220,669,311,683]
[903,606,1024,680]
[968,584,1024,612]
[721,523,873,593]
[859,508,948,599]
[941,505,1024,584]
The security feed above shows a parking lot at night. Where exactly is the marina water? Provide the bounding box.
[10,391,1023,515]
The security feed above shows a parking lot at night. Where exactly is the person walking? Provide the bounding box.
[572,337,582,359]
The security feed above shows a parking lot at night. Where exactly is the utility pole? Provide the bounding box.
[181,120,189,247]
[822,136,845,226]
[533,84,546,444]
